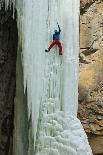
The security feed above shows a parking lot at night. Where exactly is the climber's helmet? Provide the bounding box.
[54,30,57,33]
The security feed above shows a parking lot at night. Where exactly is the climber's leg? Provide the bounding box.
[56,41,62,55]
[48,40,57,52]
[45,40,62,55]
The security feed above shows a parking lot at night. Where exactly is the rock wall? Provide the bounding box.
[79,0,103,154]
[0,5,18,155]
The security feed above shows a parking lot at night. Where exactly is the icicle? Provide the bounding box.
[0,0,16,19]
[0,0,4,10]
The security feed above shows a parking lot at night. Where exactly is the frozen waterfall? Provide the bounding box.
[1,0,93,155]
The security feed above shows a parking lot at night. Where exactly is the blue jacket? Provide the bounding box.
[53,25,61,41]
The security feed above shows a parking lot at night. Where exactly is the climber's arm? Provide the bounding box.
[58,24,61,33]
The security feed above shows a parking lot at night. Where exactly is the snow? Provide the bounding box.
[1,0,93,154]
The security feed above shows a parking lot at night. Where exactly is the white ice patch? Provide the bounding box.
[35,112,92,155]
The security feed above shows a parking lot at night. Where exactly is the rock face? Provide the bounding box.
[0,6,18,155]
[79,0,103,154]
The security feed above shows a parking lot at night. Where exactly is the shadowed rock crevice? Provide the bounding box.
[0,5,18,155]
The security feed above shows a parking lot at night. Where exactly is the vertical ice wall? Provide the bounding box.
[1,0,93,154]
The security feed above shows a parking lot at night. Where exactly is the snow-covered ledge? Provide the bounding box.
[7,0,93,154]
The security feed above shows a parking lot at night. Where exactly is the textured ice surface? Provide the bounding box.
[35,112,92,155]
[3,0,93,154]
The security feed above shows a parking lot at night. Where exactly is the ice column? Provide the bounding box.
[14,0,93,154]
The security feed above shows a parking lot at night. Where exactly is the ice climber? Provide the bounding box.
[45,24,63,55]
